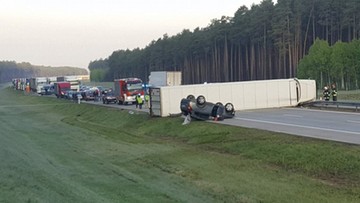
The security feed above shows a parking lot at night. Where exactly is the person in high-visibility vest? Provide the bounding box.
[25,85,30,93]
[144,94,150,108]
[136,94,143,109]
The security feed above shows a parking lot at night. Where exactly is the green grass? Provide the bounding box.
[1,86,360,202]
[338,89,360,101]
[318,89,360,101]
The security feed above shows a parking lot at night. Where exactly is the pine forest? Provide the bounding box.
[89,0,360,90]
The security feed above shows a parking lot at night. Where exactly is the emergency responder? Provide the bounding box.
[144,94,150,108]
[135,94,143,109]
[135,94,139,108]
[323,86,331,101]
[331,83,337,101]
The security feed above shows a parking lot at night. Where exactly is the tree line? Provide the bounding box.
[89,0,360,86]
[298,39,360,90]
[0,61,88,83]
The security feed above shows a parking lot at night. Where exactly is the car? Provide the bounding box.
[102,91,117,104]
[81,90,95,101]
[180,95,235,121]
[40,84,54,95]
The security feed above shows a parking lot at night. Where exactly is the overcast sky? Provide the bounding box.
[1,0,271,69]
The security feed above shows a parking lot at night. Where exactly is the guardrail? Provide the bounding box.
[301,100,360,111]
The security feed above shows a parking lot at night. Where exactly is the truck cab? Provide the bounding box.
[114,78,144,104]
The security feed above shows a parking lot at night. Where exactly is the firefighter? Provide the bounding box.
[135,94,139,108]
[331,83,337,101]
[323,86,331,101]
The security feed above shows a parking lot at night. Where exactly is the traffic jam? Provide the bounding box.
[12,76,146,104]
[11,72,236,123]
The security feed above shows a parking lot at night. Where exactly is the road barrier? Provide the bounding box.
[302,100,360,111]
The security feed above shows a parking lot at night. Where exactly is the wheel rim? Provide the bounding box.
[225,103,234,112]
[197,95,206,105]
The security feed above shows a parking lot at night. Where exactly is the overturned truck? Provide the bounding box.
[150,78,316,117]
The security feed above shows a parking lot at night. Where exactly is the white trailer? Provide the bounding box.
[150,78,316,117]
[148,71,182,87]
[47,77,57,84]
[64,76,81,91]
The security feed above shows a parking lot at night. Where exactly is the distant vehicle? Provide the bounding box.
[102,91,117,104]
[65,90,77,99]
[81,90,95,101]
[180,95,235,121]
[148,71,182,87]
[54,82,71,98]
[29,77,47,94]
[114,78,144,104]
[40,84,54,95]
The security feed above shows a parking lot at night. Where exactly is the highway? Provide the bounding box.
[84,98,360,145]
[220,107,360,145]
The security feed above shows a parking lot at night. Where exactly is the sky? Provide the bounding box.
[1,0,271,70]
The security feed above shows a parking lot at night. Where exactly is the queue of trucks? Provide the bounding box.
[13,76,148,104]
[12,75,86,95]
[12,71,184,106]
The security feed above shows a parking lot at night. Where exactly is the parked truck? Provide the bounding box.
[64,76,81,91]
[54,82,71,98]
[29,77,47,94]
[114,78,144,104]
[148,71,182,87]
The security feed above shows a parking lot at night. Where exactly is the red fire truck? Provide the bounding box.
[114,78,144,104]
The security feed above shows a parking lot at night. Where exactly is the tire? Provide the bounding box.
[186,95,195,100]
[215,102,223,107]
[224,103,234,112]
[196,95,206,105]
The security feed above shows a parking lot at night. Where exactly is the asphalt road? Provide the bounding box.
[220,107,360,145]
[83,98,360,145]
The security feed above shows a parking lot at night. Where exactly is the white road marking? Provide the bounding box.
[347,120,360,124]
[234,117,360,135]
[283,114,303,118]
